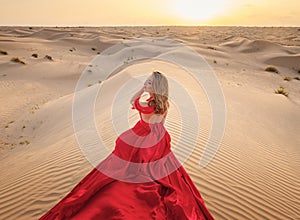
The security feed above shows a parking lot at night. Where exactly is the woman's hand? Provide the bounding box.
[130,85,146,105]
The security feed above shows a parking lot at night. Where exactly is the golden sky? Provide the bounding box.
[0,0,299,26]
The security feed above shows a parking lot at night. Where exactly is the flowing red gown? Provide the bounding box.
[39,95,215,220]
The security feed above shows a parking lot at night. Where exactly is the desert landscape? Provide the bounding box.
[0,26,300,219]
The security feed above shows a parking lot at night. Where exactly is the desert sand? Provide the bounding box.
[0,26,300,219]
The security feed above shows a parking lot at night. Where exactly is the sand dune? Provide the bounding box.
[222,38,297,54]
[0,26,300,219]
[264,55,300,69]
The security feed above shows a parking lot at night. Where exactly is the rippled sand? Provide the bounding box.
[0,26,299,219]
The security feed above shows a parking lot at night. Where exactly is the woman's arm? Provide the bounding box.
[130,86,145,105]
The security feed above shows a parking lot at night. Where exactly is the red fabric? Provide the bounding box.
[39,95,215,220]
[131,95,155,114]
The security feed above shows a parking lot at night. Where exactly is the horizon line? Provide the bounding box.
[1,24,300,28]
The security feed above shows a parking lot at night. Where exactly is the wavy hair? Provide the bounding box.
[148,71,170,114]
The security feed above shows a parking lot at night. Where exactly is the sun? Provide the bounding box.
[172,0,230,23]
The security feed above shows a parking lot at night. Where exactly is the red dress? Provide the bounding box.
[39,95,215,220]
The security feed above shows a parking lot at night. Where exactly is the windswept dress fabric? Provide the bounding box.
[39,95,214,220]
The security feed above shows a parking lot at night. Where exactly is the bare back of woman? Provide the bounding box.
[140,110,167,124]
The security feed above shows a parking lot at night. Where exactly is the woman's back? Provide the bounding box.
[132,94,168,124]
[140,111,167,124]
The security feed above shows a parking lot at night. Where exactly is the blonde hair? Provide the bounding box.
[148,71,170,114]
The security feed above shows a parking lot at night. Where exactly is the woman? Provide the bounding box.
[39,71,214,220]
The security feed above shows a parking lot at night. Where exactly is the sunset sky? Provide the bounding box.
[0,0,299,26]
